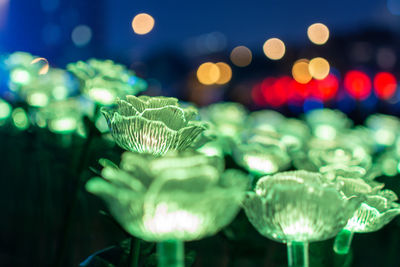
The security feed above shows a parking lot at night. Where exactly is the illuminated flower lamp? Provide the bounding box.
[333,177,400,254]
[19,68,71,107]
[293,137,372,180]
[3,52,39,88]
[35,97,89,135]
[67,58,147,105]
[86,151,248,267]
[243,171,361,267]
[248,110,311,153]
[365,113,400,148]
[304,108,352,140]
[200,102,248,155]
[232,129,290,176]
[102,95,207,156]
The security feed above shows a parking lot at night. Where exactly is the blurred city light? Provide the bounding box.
[292,59,312,84]
[344,70,372,100]
[71,25,92,47]
[215,62,232,85]
[307,23,329,45]
[197,62,220,85]
[132,13,155,35]
[373,72,397,100]
[308,57,330,80]
[230,46,252,67]
[263,38,285,60]
[312,74,339,101]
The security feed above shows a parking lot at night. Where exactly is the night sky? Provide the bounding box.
[0,0,399,63]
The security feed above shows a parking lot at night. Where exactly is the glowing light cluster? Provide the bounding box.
[196,62,232,85]
[252,74,339,107]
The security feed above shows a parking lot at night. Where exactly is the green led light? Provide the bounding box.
[10,69,31,85]
[27,92,49,107]
[0,99,12,120]
[244,170,361,267]
[12,107,29,130]
[102,95,207,156]
[67,58,147,105]
[86,151,248,242]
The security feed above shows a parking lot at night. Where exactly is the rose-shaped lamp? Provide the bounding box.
[333,177,400,254]
[232,129,290,176]
[304,108,352,140]
[86,151,248,267]
[243,171,361,267]
[67,58,147,105]
[102,95,207,156]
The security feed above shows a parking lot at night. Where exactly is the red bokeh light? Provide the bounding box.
[251,82,267,106]
[373,72,397,100]
[344,70,372,100]
[261,76,289,107]
[288,79,313,104]
[312,74,339,101]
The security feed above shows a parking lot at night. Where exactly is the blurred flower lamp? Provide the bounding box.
[333,177,400,254]
[244,171,361,267]
[102,95,207,156]
[67,59,147,105]
[86,151,248,267]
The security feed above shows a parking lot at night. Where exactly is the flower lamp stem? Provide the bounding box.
[157,240,184,267]
[128,237,141,267]
[333,229,354,255]
[287,241,309,267]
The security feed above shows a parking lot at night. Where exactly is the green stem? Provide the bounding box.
[287,241,309,267]
[157,240,184,267]
[333,229,354,255]
[128,237,141,267]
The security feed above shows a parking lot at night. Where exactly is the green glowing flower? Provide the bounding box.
[19,68,70,107]
[232,129,290,176]
[243,170,361,243]
[200,102,248,139]
[248,110,310,153]
[35,97,88,135]
[86,151,248,241]
[366,113,400,148]
[102,95,207,156]
[304,109,352,140]
[338,177,400,233]
[67,59,147,105]
[293,137,372,180]
[3,52,39,87]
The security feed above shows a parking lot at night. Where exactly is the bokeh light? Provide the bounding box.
[71,25,92,47]
[312,74,339,101]
[197,62,220,85]
[215,62,232,85]
[261,76,290,107]
[373,72,397,100]
[230,46,252,67]
[308,57,330,80]
[307,23,329,45]
[344,70,372,100]
[0,99,11,120]
[132,13,155,35]
[12,107,29,130]
[292,59,312,84]
[263,38,285,60]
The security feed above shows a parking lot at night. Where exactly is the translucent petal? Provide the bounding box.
[108,114,179,156]
[140,106,188,130]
